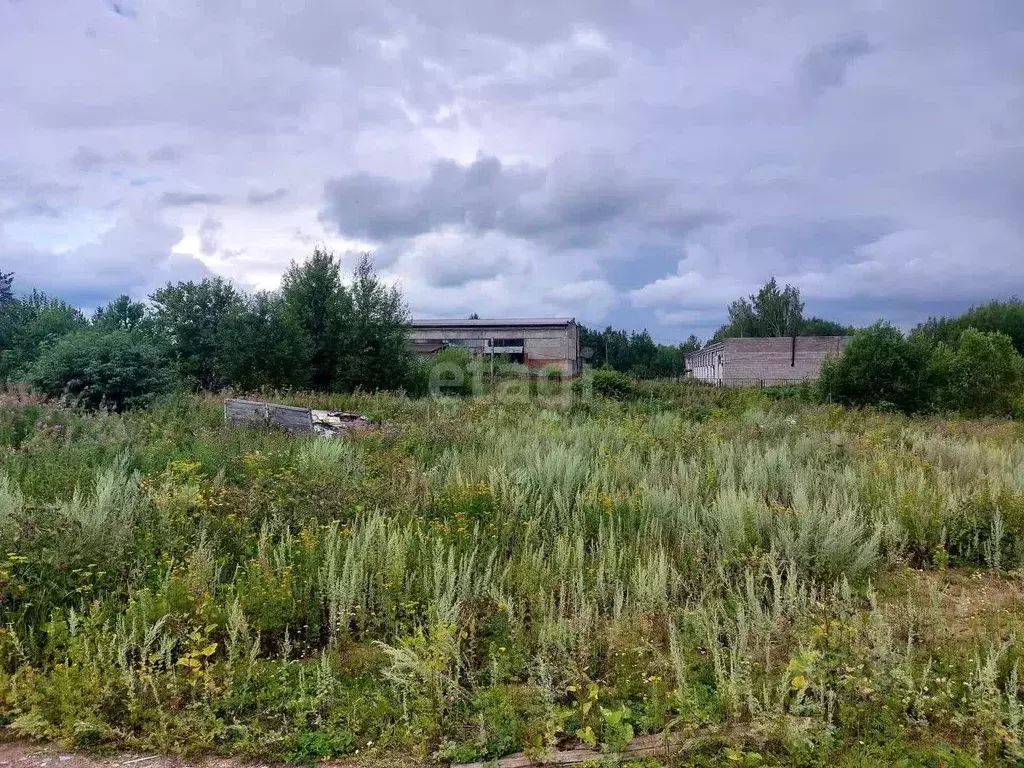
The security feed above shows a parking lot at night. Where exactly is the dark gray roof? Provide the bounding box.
[410,317,576,328]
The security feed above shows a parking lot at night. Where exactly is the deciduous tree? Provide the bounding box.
[930,328,1024,417]
[150,278,244,390]
[280,247,350,391]
[818,321,932,413]
[336,253,412,392]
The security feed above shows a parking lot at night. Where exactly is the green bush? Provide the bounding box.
[915,297,1024,356]
[407,349,532,397]
[539,363,565,382]
[286,729,355,762]
[930,328,1024,417]
[28,330,171,411]
[586,367,639,401]
[818,321,932,413]
[408,347,477,396]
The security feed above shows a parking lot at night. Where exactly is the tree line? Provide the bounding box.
[578,327,700,379]
[0,249,414,410]
[819,309,1024,417]
[582,274,1024,417]
[711,277,855,340]
[705,276,1024,417]
[3,252,1022,417]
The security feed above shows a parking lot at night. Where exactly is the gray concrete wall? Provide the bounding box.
[686,343,725,384]
[686,336,849,386]
[408,323,581,374]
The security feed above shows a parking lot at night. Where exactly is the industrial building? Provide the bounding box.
[685,336,850,386]
[408,318,582,376]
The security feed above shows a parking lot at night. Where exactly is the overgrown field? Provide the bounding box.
[2,385,1024,766]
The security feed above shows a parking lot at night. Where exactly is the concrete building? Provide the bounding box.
[409,318,582,376]
[685,336,850,386]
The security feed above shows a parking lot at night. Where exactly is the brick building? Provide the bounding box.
[408,318,582,376]
[685,336,849,386]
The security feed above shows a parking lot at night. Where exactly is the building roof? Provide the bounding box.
[409,317,576,328]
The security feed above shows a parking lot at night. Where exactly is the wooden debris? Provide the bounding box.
[311,410,376,437]
[451,731,724,768]
[224,399,314,434]
[225,399,391,438]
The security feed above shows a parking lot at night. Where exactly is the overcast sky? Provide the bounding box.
[2,0,1022,341]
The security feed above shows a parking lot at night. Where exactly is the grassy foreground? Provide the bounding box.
[1,384,1024,766]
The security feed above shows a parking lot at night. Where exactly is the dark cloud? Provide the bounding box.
[70,146,106,173]
[293,228,317,246]
[148,144,183,164]
[924,147,1024,229]
[160,191,224,207]
[0,212,212,306]
[321,153,701,250]
[12,201,63,218]
[423,247,518,288]
[799,33,873,97]
[108,1,137,20]
[0,179,79,222]
[198,215,223,256]
[745,216,898,267]
[320,155,543,241]
[70,147,135,174]
[247,187,289,205]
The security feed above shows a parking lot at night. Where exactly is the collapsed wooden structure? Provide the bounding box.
[223,399,378,437]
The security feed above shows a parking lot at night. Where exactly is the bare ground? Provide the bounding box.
[0,743,369,768]
[876,565,1024,648]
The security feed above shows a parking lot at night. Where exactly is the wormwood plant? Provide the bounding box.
[0,392,1023,765]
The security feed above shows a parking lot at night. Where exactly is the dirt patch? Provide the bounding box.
[0,743,370,768]
[876,566,1024,648]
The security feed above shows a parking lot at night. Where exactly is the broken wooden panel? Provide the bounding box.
[224,399,270,428]
[224,399,314,434]
[267,403,314,433]
[450,731,728,768]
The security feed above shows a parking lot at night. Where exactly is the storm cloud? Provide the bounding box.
[1,0,1022,337]
[321,153,712,250]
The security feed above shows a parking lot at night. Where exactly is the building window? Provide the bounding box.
[491,337,525,347]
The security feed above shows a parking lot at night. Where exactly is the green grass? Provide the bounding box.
[0,385,1023,765]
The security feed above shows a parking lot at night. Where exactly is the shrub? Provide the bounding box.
[930,328,1024,417]
[294,437,362,479]
[408,347,476,396]
[587,368,639,401]
[539,364,565,382]
[407,349,533,397]
[818,321,932,413]
[28,330,171,411]
[915,297,1024,356]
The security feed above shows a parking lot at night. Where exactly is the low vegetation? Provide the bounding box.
[1,383,1024,766]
